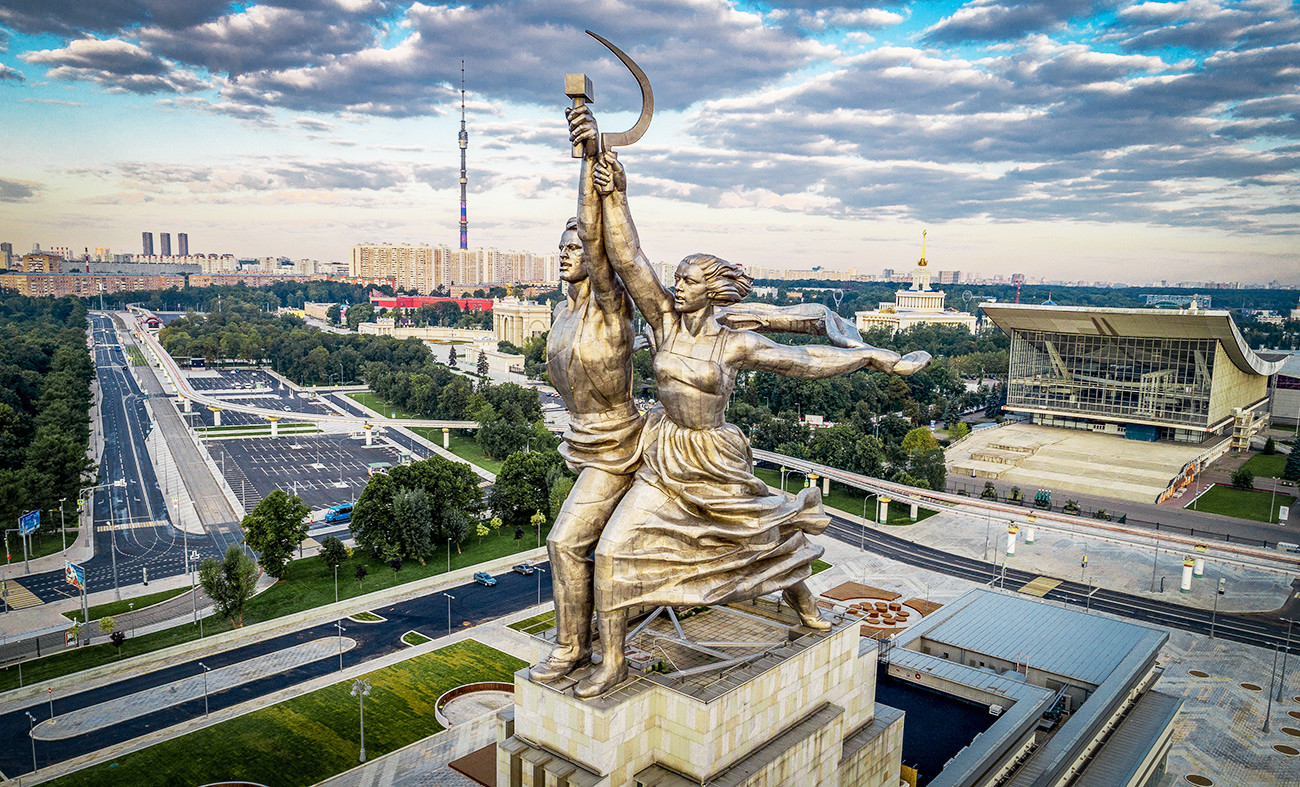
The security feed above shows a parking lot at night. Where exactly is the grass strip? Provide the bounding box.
[0,525,551,693]
[21,528,80,561]
[41,640,524,787]
[1240,453,1287,480]
[811,559,831,575]
[125,345,148,366]
[410,428,502,475]
[346,391,418,419]
[401,631,432,646]
[752,467,935,526]
[507,610,556,635]
[350,612,383,622]
[1189,484,1295,524]
[63,587,189,624]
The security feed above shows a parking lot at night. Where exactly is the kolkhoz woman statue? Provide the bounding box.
[562,105,931,698]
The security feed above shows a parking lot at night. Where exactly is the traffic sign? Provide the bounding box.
[65,561,85,591]
[18,510,39,536]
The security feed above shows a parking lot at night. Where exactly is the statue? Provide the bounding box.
[533,33,931,699]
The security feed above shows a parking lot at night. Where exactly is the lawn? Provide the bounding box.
[43,640,525,787]
[0,525,551,693]
[401,631,432,646]
[125,345,148,366]
[752,468,935,526]
[422,429,502,476]
[19,527,79,561]
[507,610,556,635]
[346,391,418,419]
[1189,484,1296,524]
[64,586,189,623]
[1240,453,1288,480]
[811,559,831,575]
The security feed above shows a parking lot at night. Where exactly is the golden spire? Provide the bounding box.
[918,229,928,267]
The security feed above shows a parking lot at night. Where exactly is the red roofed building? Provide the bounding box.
[367,292,493,312]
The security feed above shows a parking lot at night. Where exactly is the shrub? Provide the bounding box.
[1231,467,1255,490]
[1285,449,1300,482]
[980,481,998,500]
[1263,437,1276,455]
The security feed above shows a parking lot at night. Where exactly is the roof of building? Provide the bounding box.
[1071,689,1183,787]
[897,588,1167,686]
[981,303,1286,376]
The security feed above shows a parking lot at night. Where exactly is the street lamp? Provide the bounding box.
[1279,617,1295,702]
[1210,577,1225,640]
[58,498,67,555]
[199,662,211,716]
[779,466,790,494]
[534,565,547,606]
[443,593,455,636]
[351,678,371,763]
[78,479,126,548]
[190,549,200,624]
[26,711,37,773]
[337,620,347,671]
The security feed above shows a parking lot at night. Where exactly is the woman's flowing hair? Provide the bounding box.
[681,253,753,305]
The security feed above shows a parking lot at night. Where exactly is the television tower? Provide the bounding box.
[458,59,468,249]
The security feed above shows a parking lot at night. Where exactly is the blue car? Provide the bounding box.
[324,503,353,524]
[473,572,497,587]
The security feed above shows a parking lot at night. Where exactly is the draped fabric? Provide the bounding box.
[594,406,828,612]
[558,400,644,475]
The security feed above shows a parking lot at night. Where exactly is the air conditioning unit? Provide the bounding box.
[989,704,1004,717]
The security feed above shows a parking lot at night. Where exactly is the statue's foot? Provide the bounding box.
[573,659,627,699]
[529,646,591,683]
[784,587,832,632]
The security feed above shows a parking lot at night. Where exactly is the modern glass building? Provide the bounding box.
[983,304,1285,446]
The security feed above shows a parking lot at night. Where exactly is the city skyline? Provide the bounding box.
[1,1,1297,283]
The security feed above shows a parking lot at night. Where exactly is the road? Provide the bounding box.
[13,315,230,606]
[0,567,551,779]
[822,512,1298,649]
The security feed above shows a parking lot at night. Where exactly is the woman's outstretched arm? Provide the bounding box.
[595,151,674,331]
[730,329,931,379]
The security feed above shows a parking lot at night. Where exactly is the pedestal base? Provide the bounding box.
[497,607,902,786]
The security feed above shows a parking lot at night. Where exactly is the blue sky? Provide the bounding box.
[0,1,1297,284]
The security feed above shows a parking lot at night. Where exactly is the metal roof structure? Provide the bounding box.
[897,588,1167,687]
[1072,689,1183,787]
[982,303,1286,377]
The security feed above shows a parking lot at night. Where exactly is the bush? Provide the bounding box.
[980,481,998,500]
[1264,437,1277,455]
[1093,509,1112,521]
[1232,467,1255,490]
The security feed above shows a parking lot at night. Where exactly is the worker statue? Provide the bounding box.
[530,34,930,698]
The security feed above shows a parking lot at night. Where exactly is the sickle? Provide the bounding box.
[586,30,654,150]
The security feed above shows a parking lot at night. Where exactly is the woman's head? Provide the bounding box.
[673,253,752,312]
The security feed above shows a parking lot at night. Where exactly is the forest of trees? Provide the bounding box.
[0,293,95,536]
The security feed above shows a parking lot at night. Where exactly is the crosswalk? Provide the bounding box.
[1018,576,1062,597]
[102,519,171,532]
[2,578,44,609]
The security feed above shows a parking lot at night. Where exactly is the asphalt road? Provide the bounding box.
[0,566,551,778]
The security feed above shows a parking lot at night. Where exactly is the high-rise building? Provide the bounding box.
[178,233,189,257]
[349,243,555,293]
[937,270,961,284]
[142,232,154,256]
[0,242,12,269]
[459,60,469,250]
[160,232,172,257]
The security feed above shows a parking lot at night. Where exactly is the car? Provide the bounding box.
[512,564,536,576]
[473,572,497,587]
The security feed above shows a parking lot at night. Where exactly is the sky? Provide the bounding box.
[0,0,1297,285]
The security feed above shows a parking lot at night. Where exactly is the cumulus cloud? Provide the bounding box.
[0,63,22,81]
[1108,0,1300,51]
[0,177,42,202]
[0,0,231,35]
[22,37,206,93]
[105,158,415,193]
[924,0,1124,43]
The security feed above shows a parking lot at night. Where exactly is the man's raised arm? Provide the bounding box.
[567,106,621,310]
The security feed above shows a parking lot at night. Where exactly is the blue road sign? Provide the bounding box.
[65,561,85,591]
[18,510,39,536]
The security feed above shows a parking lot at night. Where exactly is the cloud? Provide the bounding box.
[0,63,22,82]
[212,0,829,117]
[21,97,83,105]
[0,0,231,36]
[156,96,275,121]
[767,6,907,33]
[0,177,42,202]
[924,0,1123,43]
[22,37,207,93]
[139,4,380,77]
[293,116,336,131]
[104,157,415,193]
[1107,0,1300,51]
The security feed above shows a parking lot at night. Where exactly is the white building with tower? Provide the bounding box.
[855,232,977,334]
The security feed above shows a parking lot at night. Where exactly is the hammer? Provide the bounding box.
[564,73,597,159]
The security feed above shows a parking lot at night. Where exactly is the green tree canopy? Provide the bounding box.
[200,544,259,628]
[241,489,311,579]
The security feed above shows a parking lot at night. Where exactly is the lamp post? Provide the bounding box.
[58,498,66,554]
[1210,577,1225,640]
[190,549,200,624]
[535,565,547,606]
[199,662,210,716]
[443,593,455,636]
[779,466,790,495]
[351,678,371,762]
[1266,645,1279,733]
[337,620,346,671]
[334,562,339,604]
[1279,617,1295,702]
[26,711,37,773]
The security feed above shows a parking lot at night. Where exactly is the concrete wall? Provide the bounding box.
[1208,342,1269,429]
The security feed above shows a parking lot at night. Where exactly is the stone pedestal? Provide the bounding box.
[498,613,903,786]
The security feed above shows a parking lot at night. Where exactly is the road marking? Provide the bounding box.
[3,580,44,608]
[104,519,170,531]
[1018,576,1062,597]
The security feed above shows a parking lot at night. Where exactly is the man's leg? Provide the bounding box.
[530,467,631,682]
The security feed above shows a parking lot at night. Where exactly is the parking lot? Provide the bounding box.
[180,369,338,427]
[185,368,280,391]
[207,433,405,514]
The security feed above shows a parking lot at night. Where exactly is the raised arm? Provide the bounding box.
[730,329,931,379]
[567,106,622,311]
[595,151,674,330]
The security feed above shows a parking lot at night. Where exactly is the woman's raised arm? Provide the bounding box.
[596,151,674,331]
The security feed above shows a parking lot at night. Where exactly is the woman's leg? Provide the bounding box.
[783,580,831,631]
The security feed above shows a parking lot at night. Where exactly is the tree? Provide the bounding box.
[444,509,470,554]
[1285,449,1300,482]
[388,556,403,575]
[110,630,126,657]
[491,450,563,527]
[477,350,489,378]
[448,345,458,367]
[199,545,259,628]
[908,448,947,493]
[1231,467,1255,490]
[241,489,311,579]
[326,304,341,325]
[949,421,970,441]
[1263,437,1276,455]
[350,458,481,559]
[98,616,116,636]
[390,486,435,562]
[355,564,368,585]
[901,427,939,455]
[476,522,490,541]
[320,535,347,570]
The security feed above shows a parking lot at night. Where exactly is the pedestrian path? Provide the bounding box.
[32,636,358,741]
[2,580,43,610]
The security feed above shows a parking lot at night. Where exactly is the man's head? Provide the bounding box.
[558,217,587,283]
